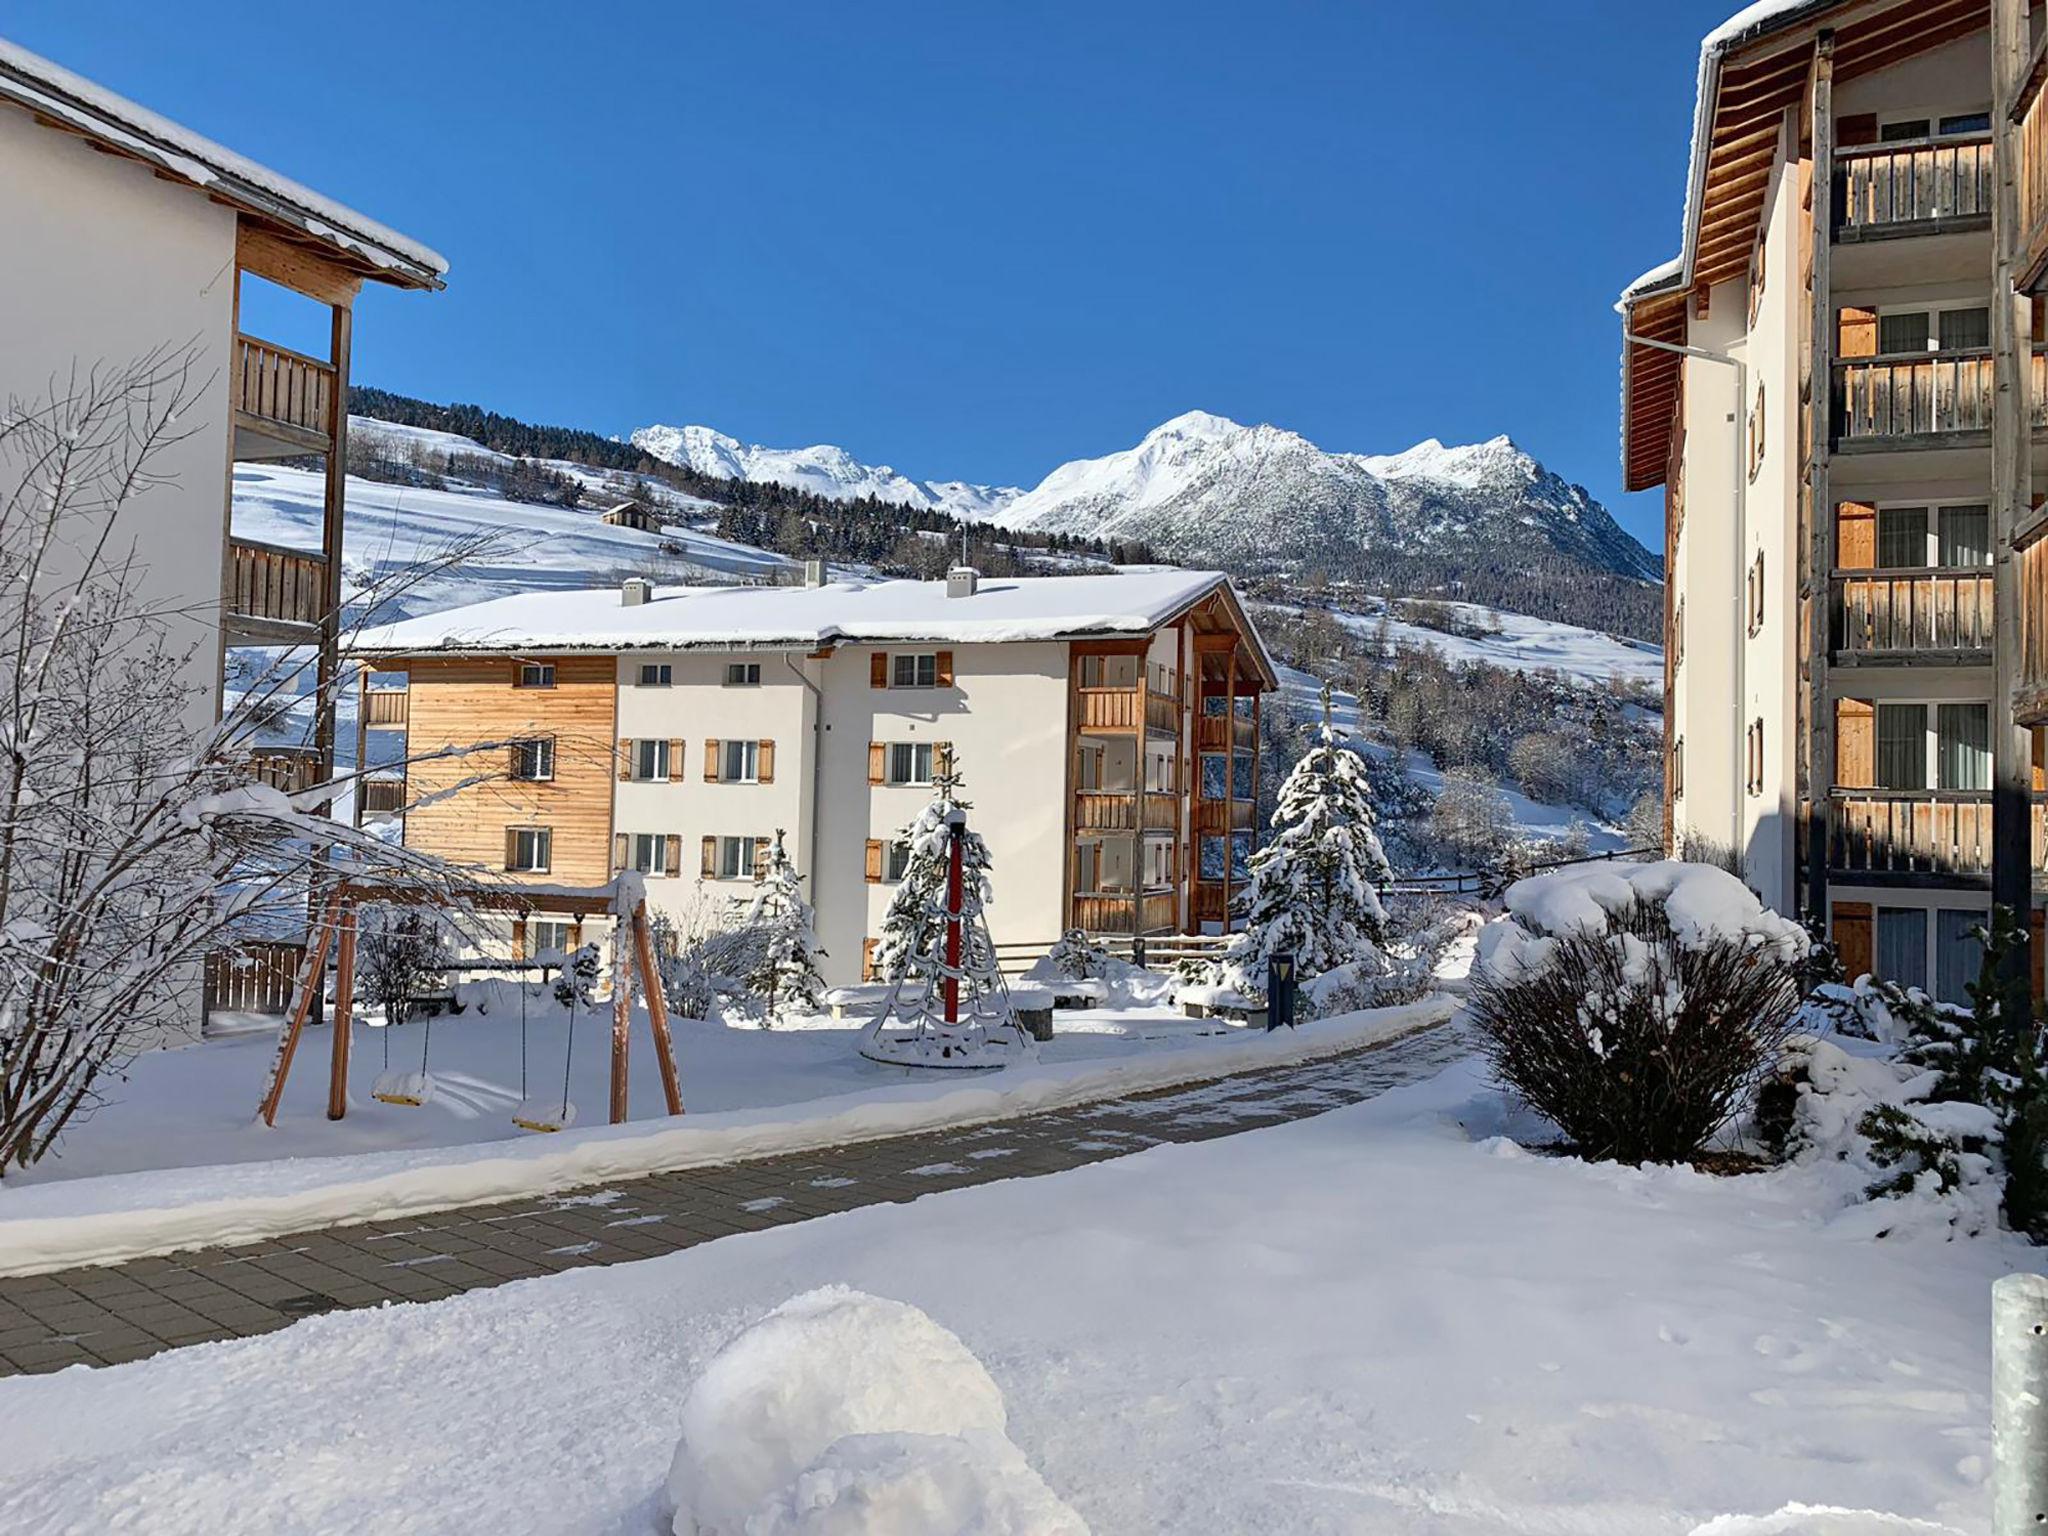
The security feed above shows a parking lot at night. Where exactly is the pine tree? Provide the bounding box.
[865,768,1024,1065]
[743,828,826,1025]
[1223,683,1392,988]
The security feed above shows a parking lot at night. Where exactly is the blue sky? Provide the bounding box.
[9,1,1735,549]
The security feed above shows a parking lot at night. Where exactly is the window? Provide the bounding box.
[1876,704,1928,790]
[1877,503,1990,569]
[1198,832,1252,882]
[1940,111,1992,136]
[1935,908,1987,1005]
[722,738,760,783]
[1201,753,1229,800]
[1081,654,1139,689]
[888,742,934,786]
[1938,504,1991,567]
[528,919,573,958]
[508,827,551,873]
[724,662,761,687]
[1937,702,1991,791]
[511,738,554,782]
[892,653,939,689]
[717,835,763,880]
[1144,839,1174,888]
[637,662,673,687]
[1879,306,1989,355]
[885,841,912,881]
[1877,505,1930,569]
[1880,113,1990,143]
[632,833,670,876]
[635,738,671,782]
[515,662,556,689]
[1876,907,1929,993]
[1880,118,1932,143]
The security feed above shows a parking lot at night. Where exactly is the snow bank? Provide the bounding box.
[1687,1505,1967,1535]
[667,1287,1085,1535]
[0,995,1455,1275]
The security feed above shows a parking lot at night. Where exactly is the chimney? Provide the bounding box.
[804,558,828,589]
[946,566,980,599]
[621,577,652,607]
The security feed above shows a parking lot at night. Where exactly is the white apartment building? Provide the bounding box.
[355,568,1277,987]
[1620,0,2048,1000]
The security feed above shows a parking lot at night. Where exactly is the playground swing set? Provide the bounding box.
[255,877,683,1133]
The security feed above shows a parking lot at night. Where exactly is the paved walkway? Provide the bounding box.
[0,1022,1468,1377]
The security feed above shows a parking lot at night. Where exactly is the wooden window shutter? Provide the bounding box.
[668,739,685,777]
[758,740,776,783]
[935,741,954,778]
[1835,697,1875,788]
[865,839,883,882]
[704,739,721,782]
[665,833,682,874]
[612,832,629,872]
[1831,900,1873,983]
[1837,305,1878,359]
[868,741,886,785]
[1835,502,1876,568]
[935,649,954,687]
[1836,113,1878,148]
[2035,294,2047,340]
[512,917,528,963]
[862,937,878,982]
[701,836,717,878]
[870,652,889,688]
[617,739,633,780]
[504,828,519,870]
[754,842,770,878]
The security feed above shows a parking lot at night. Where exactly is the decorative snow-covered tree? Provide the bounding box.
[743,828,825,1025]
[1222,683,1393,989]
[863,769,1027,1067]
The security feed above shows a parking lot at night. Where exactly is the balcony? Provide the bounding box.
[1146,690,1180,736]
[1831,569,1993,661]
[225,537,327,642]
[246,747,323,796]
[232,333,338,459]
[1195,798,1255,834]
[1196,712,1256,750]
[360,776,407,817]
[1834,135,1991,240]
[1828,790,1991,876]
[363,688,410,727]
[1834,350,2048,447]
[1073,891,1178,935]
[1075,791,1179,832]
[1076,687,1181,737]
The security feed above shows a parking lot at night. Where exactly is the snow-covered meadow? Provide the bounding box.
[0,1050,2011,1535]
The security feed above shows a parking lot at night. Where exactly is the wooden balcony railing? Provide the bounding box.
[1074,791,1182,832]
[2019,33,2048,288]
[364,690,410,727]
[1835,350,2048,442]
[233,333,336,446]
[1195,798,1255,834]
[1196,713,1256,750]
[1145,793,1178,831]
[1835,134,1992,233]
[360,776,407,815]
[227,538,327,632]
[1832,568,1994,657]
[1077,688,1140,732]
[1829,790,1991,875]
[1073,891,1178,935]
[246,748,323,795]
[2021,537,2048,722]
[1145,691,1180,736]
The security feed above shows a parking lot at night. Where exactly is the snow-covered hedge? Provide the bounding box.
[1471,860,1807,1164]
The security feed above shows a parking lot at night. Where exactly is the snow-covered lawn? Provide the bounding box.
[0,1052,2009,1535]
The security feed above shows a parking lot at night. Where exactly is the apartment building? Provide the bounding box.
[352,568,1277,985]
[0,37,445,766]
[1620,0,2048,1000]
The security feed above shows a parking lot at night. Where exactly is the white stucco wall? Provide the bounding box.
[0,106,235,730]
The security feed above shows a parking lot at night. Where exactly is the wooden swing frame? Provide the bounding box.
[256,878,682,1127]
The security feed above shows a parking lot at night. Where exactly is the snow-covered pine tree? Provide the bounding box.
[743,828,826,1025]
[864,767,1024,1066]
[1223,682,1392,988]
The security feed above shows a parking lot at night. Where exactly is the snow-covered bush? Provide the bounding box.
[1041,929,1112,981]
[1470,860,1806,1164]
[553,942,603,1011]
[740,830,825,1026]
[354,905,451,1025]
[666,1287,1086,1536]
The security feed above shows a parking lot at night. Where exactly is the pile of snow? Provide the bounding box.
[667,1287,1085,1535]
[1477,859,1808,984]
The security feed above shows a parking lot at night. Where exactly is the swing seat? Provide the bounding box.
[371,1070,433,1107]
[512,1098,577,1133]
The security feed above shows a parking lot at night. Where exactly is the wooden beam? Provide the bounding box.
[609,920,632,1124]
[1805,33,1836,925]
[631,902,684,1116]
[327,902,357,1121]
[256,894,341,1127]
[237,222,363,308]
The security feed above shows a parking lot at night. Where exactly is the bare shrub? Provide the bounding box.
[1469,896,1804,1163]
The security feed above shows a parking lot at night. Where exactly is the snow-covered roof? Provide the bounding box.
[354,570,1279,681]
[0,37,445,287]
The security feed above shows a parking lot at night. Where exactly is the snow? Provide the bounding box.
[0,1052,2016,1533]
[353,567,1253,656]
[0,995,1454,1275]
[631,423,1023,521]
[1262,595,1663,688]
[0,39,445,279]
[665,1286,1083,1535]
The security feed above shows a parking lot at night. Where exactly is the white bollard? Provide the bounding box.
[1994,1271,2048,1533]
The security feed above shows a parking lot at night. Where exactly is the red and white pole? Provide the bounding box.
[944,815,963,1026]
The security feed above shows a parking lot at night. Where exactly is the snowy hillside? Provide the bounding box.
[630,423,1023,519]
[1262,596,1662,689]
[996,410,1661,584]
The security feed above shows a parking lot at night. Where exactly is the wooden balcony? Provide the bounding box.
[2019,31,2048,290]
[360,776,407,816]
[1145,690,1180,736]
[1196,712,1256,750]
[1834,134,1991,238]
[1829,790,1991,876]
[2020,537,2048,724]
[1195,798,1255,834]
[1076,687,1181,737]
[225,537,327,641]
[1073,891,1178,935]
[1075,791,1180,832]
[246,748,323,795]
[1835,350,2048,445]
[1832,569,1993,660]
[364,689,410,727]
[232,333,337,458]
